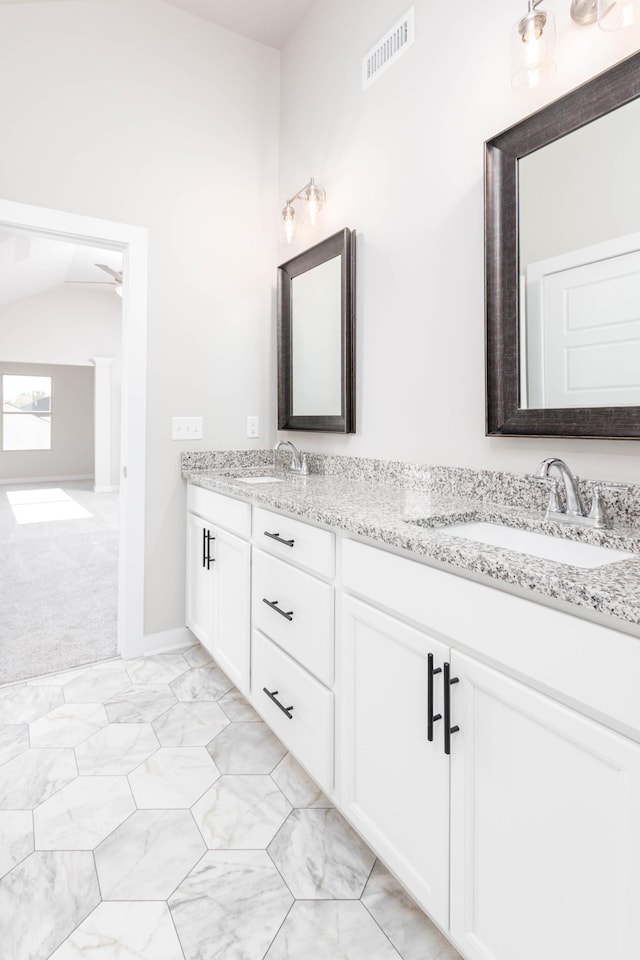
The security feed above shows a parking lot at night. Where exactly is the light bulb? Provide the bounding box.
[302,179,325,226]
[511,6,556,90]
[281,202,296,244]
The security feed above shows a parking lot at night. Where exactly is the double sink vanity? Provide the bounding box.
[182,447,640,960]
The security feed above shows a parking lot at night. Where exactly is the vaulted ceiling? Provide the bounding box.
[0,0,317,47]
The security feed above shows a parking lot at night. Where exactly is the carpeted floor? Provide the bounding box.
[0,481,118,684]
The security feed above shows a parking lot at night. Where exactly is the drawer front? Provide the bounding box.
[187,484,251,538]
[251,629,334,793]
[252,549,334,686]
[253,506,334,578]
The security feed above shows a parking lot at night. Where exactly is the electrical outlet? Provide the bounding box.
[246,416,260,438]
[172,417,203,440]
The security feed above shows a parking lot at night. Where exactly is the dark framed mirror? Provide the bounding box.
[486,51,640,439]
[277,227,355,433]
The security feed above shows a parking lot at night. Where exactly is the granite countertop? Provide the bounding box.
[182,460,640,631]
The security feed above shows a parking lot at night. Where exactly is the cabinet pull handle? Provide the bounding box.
[202,527,206,568]
[427,653,442,742]
[443,662,460,756]
[263,687,294,719]
[206,531,215,570]
[262,598,294,621]
[264,531,295,548]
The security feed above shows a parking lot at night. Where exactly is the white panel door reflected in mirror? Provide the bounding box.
[291,254,342,417]
[518,96,640,411]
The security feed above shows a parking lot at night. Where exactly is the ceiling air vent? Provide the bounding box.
[362,7,415,91]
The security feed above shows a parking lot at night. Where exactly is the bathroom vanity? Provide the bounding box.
[183,456,640,960]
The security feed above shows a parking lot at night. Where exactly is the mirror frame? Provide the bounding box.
[485,51,640,439]
[277,227,355,433]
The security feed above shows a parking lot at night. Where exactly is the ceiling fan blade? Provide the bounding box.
[95,263,123,282]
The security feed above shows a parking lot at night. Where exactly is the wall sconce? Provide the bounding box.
[512,0,639,89]
[280,177,326,244]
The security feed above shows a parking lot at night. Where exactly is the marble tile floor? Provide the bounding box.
[0,646,462,960]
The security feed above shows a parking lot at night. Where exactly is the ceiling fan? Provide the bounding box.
[95,263,123,297]
[65,263,123,297]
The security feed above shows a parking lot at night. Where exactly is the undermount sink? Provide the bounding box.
[439,521,635,569]
[236,476,284,484]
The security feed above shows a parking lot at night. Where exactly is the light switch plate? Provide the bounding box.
[246,416,260,438]
[172,417,203,440]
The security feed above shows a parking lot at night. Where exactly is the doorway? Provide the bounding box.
[0,199,148,679]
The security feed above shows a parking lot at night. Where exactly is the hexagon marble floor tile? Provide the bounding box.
[0,646,462,960]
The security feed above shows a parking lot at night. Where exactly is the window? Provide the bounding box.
[2,375,52,451]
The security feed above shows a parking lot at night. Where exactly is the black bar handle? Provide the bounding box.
[427,652,442,742]
[264,531,295,548]
[202,527,206,568]
[263,687,294,719]
[262,598,294,621]
[206,531,215,570]
[443,661,460,756]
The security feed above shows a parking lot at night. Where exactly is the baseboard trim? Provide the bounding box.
[123,626,196,659]
[0,474,94,485]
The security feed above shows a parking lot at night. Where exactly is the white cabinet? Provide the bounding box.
[186,484,640,960]
[186,511,215,650]
[449,651,640,960]
[186,487,251,694]
[208,524,250,694]
[339,596,451,928]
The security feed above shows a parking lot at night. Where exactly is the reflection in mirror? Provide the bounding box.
[277,228,355,433]
[519,98,640,410]
[485,50,640,438]
[291,255,342,416]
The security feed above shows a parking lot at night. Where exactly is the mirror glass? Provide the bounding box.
[485,51,640,438]
[518,98,640,410]
[277,227,355,433]
[291,254,342,416]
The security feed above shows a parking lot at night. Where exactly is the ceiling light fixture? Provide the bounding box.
[280,177,326,244]
[512,1,639,89]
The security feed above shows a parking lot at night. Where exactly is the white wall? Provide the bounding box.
[0,361,94,480]
[519,97,640,267]
[0,0,280,634]
[0,284,122,485]
[278,0,640,483]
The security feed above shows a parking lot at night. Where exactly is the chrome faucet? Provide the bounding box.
[532,457,627,530]
[273,440,309,476]
[536,458,585,517]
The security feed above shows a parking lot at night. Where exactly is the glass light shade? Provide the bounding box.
[301,179,326,227]
[280,202,297,244]
[511,8,557,91]
[598,0,640,29]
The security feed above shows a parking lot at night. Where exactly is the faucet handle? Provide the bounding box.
[586,481,629,529]
[532,475,561,516]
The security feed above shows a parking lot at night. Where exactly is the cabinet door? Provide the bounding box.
[210,524,251,695]
[450,651,640,960]
[339,596,450,927]
[186,512,214,651]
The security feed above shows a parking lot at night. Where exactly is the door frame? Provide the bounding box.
[0,197,148,659]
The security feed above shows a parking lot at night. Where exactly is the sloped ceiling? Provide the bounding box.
[0,0,317,47]
[0,230,123,307]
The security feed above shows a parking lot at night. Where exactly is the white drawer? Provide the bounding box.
[187,484,251,538]
[252,549,334,686]
[253,506,334,578]
[251,629,334,793]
